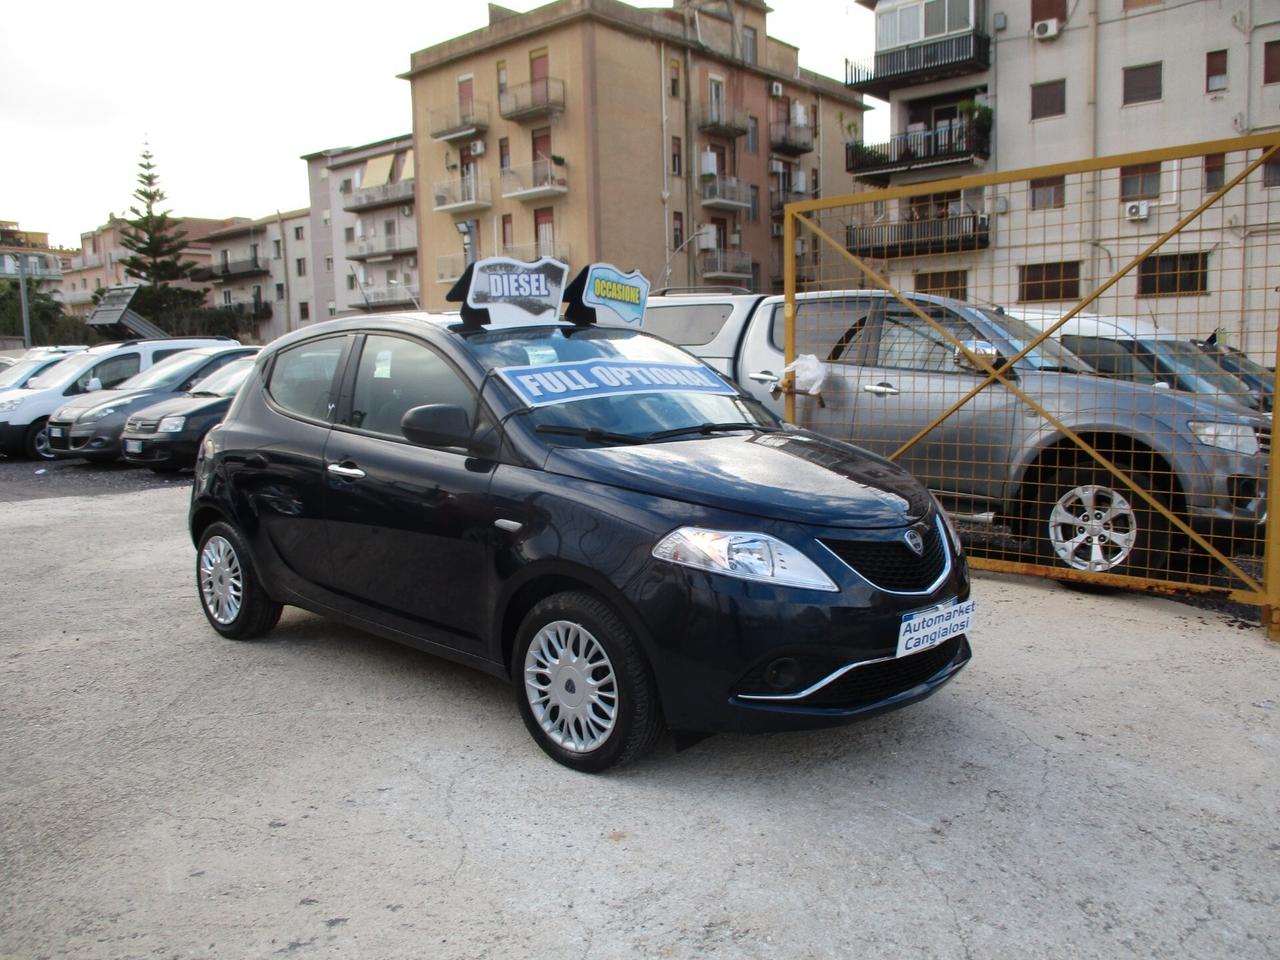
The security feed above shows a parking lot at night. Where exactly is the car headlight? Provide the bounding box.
[652,527,838,591]
[0,396,24,414]
[79,405,119,424]
[158,415,186,433]
[1188,420,1260,456]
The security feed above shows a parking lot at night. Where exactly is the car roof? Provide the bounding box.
[1008,310,1163,339]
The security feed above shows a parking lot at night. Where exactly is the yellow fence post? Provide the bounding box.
[783,203,797,424]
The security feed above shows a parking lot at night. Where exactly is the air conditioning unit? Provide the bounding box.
[728,231,742,246]
[770,81,784,97]
[697,224,717,251]
[771,222,784,237]
[768,158,785,174]
[469,140,486,156]
[1033,17,1060,40]
[401,205,414,217]
[408,256,418,268]
[1124,200,1150,221]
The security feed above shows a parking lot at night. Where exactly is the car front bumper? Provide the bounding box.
[46,418,121,461]
[120,430,200,468]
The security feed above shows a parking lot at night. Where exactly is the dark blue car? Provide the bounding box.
[188,261,972,770]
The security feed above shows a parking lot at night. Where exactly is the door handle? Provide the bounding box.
[862,382,900,396]
[748,370,780,385]
[327,462,366,480]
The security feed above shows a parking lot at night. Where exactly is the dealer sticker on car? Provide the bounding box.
[898,598,977,658]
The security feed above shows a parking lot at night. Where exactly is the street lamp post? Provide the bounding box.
[658,229,707,291]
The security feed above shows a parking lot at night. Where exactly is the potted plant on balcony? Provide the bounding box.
[956,100,993,153]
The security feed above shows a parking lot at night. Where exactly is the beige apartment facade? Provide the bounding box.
[403,0,865,310]
[0,220,71,297]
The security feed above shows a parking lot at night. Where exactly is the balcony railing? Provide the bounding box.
[429,102,490,141]
[436,254,468,283]
[769,250,821,280]
[499,78,566,121]
[769,121,814,156]
[700,175,752,210]
[62,287,96,305]
[0,256,63,281]
[846,31,991,100]
[502,239,570,264]
[770,189,813,215]
[343,179,415,212]
[70,252,102,270]
[845,213,991,259]
[345,233,419,260]
[359,284,421,307]
[192,257,270,282]
[501,159,569,201]
[431,177,493,213]
[846,119,990,179]
[699,249,752,279]
[219,300,273,322]
[697,101,749,137]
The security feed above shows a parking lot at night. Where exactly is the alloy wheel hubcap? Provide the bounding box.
[199,536,244,624]
[1048,483,1138,572]
[524,620,618,753]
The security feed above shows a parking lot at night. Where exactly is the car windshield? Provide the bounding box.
[464,325,777,445]
[1215,344,1272,379]
[978,310,1092,372]
[26,352,95,389]
[190,358,254,397]
[1143,338,1256,403]
[114,350,208,391]
[0,357,56,389]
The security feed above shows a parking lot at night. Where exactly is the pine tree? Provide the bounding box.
[118,148,198,285]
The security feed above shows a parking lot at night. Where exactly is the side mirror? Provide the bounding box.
[401,403,471,448]
[87,377,103,392]
[1153,380,1171,390]
[953,340,1002,373]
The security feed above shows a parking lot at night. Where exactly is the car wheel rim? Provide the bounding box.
[1048,483,1139,572]
[199,535,244,625]
[32,428,52,460]
[524,620,618,753]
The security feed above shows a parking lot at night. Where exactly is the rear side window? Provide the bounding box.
[782,298,878,361]
[348,335,475,438]
[73,353,140,393]
[152,348,189,362]
[643,303,734,347]
[267,338,345,421]
[1059,335,1157,384]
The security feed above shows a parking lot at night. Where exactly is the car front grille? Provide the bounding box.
[126,417,160,434]
[819,520,948,593]
[799,636,963,709]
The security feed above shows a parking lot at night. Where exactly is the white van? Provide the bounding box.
[0,337,235,459]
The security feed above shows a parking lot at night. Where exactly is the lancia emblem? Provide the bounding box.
[904,529,925,556]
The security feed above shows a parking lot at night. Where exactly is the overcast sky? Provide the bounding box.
[1,0,877,250]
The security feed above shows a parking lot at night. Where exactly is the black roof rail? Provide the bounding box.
[652,285,753,296]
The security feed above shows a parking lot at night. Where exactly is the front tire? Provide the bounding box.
[513,591,663,773]
[196,521,282,639]
[23,418,53,460]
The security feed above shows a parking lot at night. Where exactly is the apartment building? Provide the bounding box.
[842,0,1280,354]
[61,216,231,318]
[192,210,314,342]
[303,135,419,317]
[402,0,864,310]
[0,220,71,296]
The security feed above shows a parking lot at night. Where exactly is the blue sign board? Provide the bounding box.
[495,359,737,408]
[582,263,650,328]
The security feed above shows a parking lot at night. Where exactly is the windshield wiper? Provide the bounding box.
[189,390,219,397]
[535,424,645,445]
[645,421,779,441]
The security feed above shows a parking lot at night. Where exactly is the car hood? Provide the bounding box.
[129,394,232,421]
[57,388,176,418]
[542,429,931,529]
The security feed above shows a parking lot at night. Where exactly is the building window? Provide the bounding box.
[1123,63,1162,104]
[1264,158,1280,188]
[877,0,970,49]
[294,225,305,241]
[222,289,232,306]
[299,301,310,321]
[324,256,333,272]
[742,26,758,65]
[328,302,337,317]
[499,137,510,171]
[670,58,680,97]
[672,136,682,176]
[673,211,684,250]
[340,178,352,194]
[273,239,282,258]
[1019,261,1080,302]
[384,219,396,237]
[502,214,513,253]
[746,116,759,154]
[1138,252,1208,297]
[914,270,968,300]
[344,226,355,243]
[1030,79,1066,119]
[275,283,284,301]
[1266,41,1280,84]
[1206,50,1228,92]
[296,257,307,277]
[1029,175,1065,209]
[749,185,760,223]
[1120,162,1161,200]
[1030,0,1066,22]
[496,60,508,94]
[1204,154,1225,193]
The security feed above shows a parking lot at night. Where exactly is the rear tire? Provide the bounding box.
[196,521,282,640]
[23,418,53,461]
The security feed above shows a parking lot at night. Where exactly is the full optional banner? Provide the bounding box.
[495,359,737,408]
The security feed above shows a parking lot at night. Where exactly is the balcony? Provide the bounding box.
[0,256,63,281]
[192,257,271,282]
[342,178,415,212]
[499,78,566,122]
[62,287,96,305]
[436,254,468,283]
[219,300,273,322]
[503,239,570,264]
[346,233,418,261]
[846,31,991,100]
[501,159,569,201]
[699,249,752,280]
[429,103,490,142]
[70,252,102,271]
[697,101,749,138]
[845,213,991,259]
[358,284,421,308]
[770,250,821,281]
[846,120,990,181]
[700,175,752,210]
[769,121,814,156]
[431,177,493,214]
[770,189,812,215]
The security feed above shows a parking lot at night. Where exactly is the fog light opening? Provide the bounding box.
[763,657,800,690]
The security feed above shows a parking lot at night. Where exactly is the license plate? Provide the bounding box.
[898,598,976,658]
[49,427,63,438]
[124,439,142,454]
